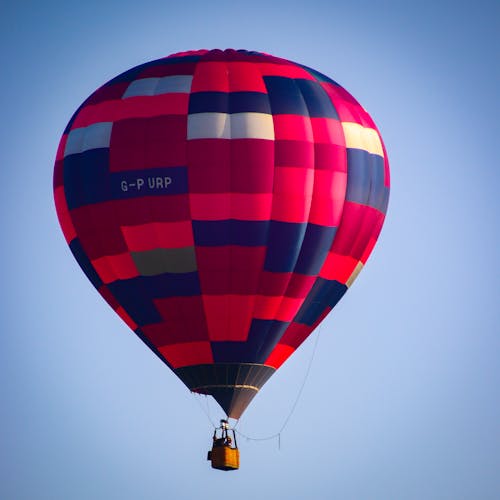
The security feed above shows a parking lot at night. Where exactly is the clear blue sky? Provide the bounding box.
[1,1,499,499]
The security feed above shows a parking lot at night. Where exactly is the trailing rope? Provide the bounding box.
[234,324,323,448]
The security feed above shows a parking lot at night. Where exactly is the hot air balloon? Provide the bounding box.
[53,49,389,470]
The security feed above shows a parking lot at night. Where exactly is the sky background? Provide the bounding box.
[1,1,499,499]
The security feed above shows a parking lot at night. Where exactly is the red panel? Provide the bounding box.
[319,252,358,283]
[92,252,139,284]
[53,158,64,188]
[279,322,312,348]
[331,202,373,259]
[98,284,120,309]
[70,202,118,231]
[138,62,198,78]
[257,271,292,296]
[274,140,314,168]
[54,186,76,243]
[154,295,206,321]
[70,203,127,259]
[191,62,229,92]
[230,193,273,220]
[227,62,267,92]
[273,166,314,195]
[196,246,266,294]
[189,193,272,221]
[252,295,282,319]
[190,192,230,220]
[112,198,150,226]
[254,295,304,322]
[359,212,385,264]
[198,269,230,295]
[314,143,347,170]
[145,114,187,143]
[286,273,316,298]
[144,115,187,167]
[349,206,381,261]
[383,146,391,187]
[203,295,254,341]
[73,93,190,128]
[55,135,68,162]
[230,139,274,193]
[271,193,310,223]
[78,225,127,260]
[264,343,295,369]
[272,114,313,141]
[276,297,305,322]
[187,139,231,193]
[259,62,315,79]
[109,118,147,172]
[121,221,194,251]
[115,306,138,330]
[143,319,208,346]
[158,341,214,368]
[150,195,191,222]
[271,166,314,223]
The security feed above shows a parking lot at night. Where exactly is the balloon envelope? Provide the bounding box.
[54,49,390,418]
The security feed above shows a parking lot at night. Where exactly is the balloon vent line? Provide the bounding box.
[234,325,322,448]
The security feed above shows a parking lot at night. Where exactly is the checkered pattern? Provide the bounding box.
[54,49,390,418]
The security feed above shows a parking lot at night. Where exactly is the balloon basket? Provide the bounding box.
[207,420,240,471]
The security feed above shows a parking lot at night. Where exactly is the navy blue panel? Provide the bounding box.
[189,92,228,113]
[294,278,347,325]
[106,66,146,85]
[229,92,271,113]
[192,220,269,246]
[142,272,202,298]
[212,319,289,363]
[110,166,188,199]
[380,186,390,215]
[64,150,188,209]
[107,272,201,325]
[107,278,163,325]
[346,149,386,212]
[264,221,307,272]
[69,238,103,289]
[263,76,309,116]
[106,56,201,85]
[294,224,337,275]
[295,79,339,119]
[188,92,271,114]
[64,149,110,210]
[298,64,340,86]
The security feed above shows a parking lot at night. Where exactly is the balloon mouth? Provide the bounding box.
[175,363,275,418]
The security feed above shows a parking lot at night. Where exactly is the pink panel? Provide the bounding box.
[272,114,313,141]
